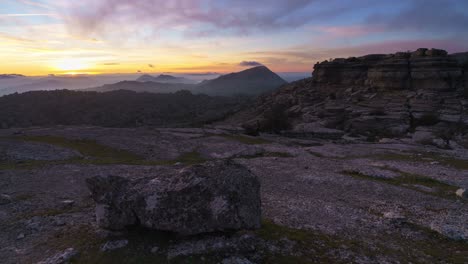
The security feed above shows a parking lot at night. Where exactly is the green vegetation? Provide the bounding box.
[0,136,207,170]
[32,219,468,264]
[343,169,461,200]
[372,151,468,170]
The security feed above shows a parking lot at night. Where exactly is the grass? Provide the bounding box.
[343,170,461,200]
[31,219,468,264]
[372,152,468,170]
[1,136,207,169]
[257,219,468,263]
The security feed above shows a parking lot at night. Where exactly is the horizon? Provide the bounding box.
[1,0,468,76]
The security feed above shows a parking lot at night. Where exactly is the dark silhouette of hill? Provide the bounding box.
[195,66,287,96]
[136,74,196,84]
[85,81,194,93]
[0,90,251,128]
[0,74,25,79]
[85,66,287,96]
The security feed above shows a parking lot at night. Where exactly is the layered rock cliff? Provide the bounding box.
[242,48,468,145]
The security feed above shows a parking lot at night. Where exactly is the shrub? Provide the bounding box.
[416,113,440,126]
[262,104,290,133]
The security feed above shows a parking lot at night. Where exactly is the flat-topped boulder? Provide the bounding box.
[86,160,261,235]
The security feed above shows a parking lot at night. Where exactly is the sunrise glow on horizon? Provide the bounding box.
[1,0,468,76]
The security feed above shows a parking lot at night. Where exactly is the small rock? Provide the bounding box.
[150,246,159,254]
[60,200,75,208]
[383,211,406,222]
[53,218,66,227]
[16,233,25,240]
[0,194,12,205]
[100,240,129,252]
[37,248,78,264]
[455,188,467,199]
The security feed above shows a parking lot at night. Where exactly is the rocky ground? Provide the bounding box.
[0,126,467,263]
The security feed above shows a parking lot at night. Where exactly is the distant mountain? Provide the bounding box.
[86,81,194,93]
[194,66,287,96]
[136,74,196,84]
[0,79,65,96]
[0,74,25,79]
[84,66,286,96]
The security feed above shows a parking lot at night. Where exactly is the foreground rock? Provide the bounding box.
[86,160,261,235]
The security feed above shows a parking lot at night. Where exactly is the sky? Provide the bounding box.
[1,0,468,76]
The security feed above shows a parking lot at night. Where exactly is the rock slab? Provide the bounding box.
[86,160,261,235]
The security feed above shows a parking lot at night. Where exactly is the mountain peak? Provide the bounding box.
[196,65,287,96]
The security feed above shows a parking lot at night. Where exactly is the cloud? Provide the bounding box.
[103,62,119,66]
[61,0,316,37]
[239,61,263,67]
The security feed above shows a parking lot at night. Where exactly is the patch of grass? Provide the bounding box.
[307,150,325,158]
[14,193,35,201]
[343,170,461,200]
[373,152,468,170]
[17,135,141,161]
[1,136,208,169]
[218,134,271,145]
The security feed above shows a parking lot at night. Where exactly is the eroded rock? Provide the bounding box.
[86,160,261,235]
[37,248,78,264]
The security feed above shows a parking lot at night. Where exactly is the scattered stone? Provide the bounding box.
[455,188,467,199]
[0,194,12,205]
[37,248,78,264]
[86,160,261,235]
[16,233,25,240]
[60,200,75,208]
[150,246,159,254]
[100,240,129,252]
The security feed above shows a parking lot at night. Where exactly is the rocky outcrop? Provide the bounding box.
[242,48,468,143]
[86,160,261,235]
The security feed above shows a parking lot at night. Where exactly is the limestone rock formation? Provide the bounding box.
[86,160,261,235]
[242,48,468,143]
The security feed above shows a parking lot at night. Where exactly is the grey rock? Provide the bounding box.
[86,160,261,235]
[0,194,12,205]
[150,246,160,254]
[456,188,467,199]
[37,248,78,264]
[100,240,129,252]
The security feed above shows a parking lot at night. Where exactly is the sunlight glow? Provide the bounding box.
[54,59,90,71]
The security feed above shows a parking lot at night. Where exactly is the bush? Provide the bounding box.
[416,113,440,126]
[262,104,290,133]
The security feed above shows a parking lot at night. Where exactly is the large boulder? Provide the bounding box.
[86,160,261,235]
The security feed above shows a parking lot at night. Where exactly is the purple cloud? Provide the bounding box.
[239,61,263,67]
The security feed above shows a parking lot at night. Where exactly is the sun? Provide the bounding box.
[54,59,89,71]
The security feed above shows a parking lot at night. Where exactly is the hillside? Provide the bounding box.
[136,74,196,84]
[86,80,194,94]
[0,89,251,128]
